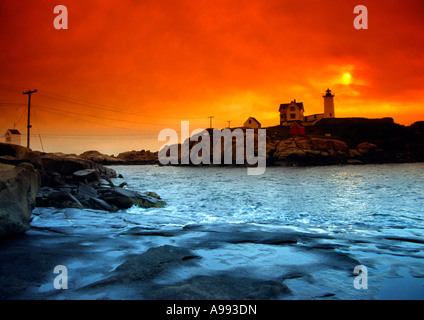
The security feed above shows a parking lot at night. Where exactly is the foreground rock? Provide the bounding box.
[0,163,41,236]
[0,143,166,232]
[144,275,290,300]
[40,152,116,187]
[99,187,166,210]
[85,245,198,290]
[36,184,166,212]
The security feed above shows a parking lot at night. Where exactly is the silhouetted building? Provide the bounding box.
[244,117,261,129]
[279,100,304,126]
[280,88,335,126]
[5,129,21,145]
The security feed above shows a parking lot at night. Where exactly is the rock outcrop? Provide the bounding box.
[0,163,41,236]
[116,150,158,164]
[0,143,166,233]
[79,150,125,165]
[270,136,350,165]
[158,130,384,167]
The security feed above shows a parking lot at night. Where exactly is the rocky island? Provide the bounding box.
[158,118,424,167]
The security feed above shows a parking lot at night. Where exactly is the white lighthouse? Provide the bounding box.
[323,88,335,118]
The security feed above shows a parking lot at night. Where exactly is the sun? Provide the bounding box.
[342,72,352,84]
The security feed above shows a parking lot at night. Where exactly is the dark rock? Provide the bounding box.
[86,197,116,212]
[99,178,114,188]
[41,153,90,177]
[143,191,162,200]
[37,190,84,209]
[99,187,166,209]
[39,153,116,187]
[0,155,31,166]
[0,143,43,173]
[75,184,115,211]
[0,163,41,236]
[73,169,100,184]
[119,226,179,237]
[187,229,298,248]
[145,275,291,300]
[96,165,117,179]
[76,184,98,200]
[85,245,198,288]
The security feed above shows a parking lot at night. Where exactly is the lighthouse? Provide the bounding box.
[323,88,335,118]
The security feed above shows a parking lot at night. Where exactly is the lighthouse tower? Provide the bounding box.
[323,88,335,118]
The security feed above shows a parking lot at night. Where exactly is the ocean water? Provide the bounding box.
[112,164,424,238]
[30,163,424,300]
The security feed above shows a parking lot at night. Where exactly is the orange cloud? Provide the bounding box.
[0,0,423,154]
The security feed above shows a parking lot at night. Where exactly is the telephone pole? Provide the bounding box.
[23,89,37,149]
[227,120,231,128]
[207,116,215,129]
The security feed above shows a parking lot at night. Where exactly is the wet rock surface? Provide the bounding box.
[1,217,423,300]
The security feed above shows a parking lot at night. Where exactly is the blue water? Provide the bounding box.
[112,163,424,238]
[31,163,424,299]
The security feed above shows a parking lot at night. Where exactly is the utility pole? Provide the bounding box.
[227,120,231,128]
[207,116,215,129]
[23,89,37,148]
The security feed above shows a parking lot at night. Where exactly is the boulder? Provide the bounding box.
[36,190,84,209]
[73,169,100,185]
[99,187,166,209]
[85,197,116,212]
[76,184,98,200]
[356,142,377,154]
[41,153,90,176]
[0,143,43,173]
[0,163,41,236]
[143,191,162,200]
[39,153,116,187]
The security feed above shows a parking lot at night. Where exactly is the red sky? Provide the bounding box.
[1,0,424,154]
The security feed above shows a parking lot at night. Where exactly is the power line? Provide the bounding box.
[34,104,163,126]
[34,105,160,133]
[0,103,27,107]
[32,109,44,151]
[37,90,207,121]
[34,103,211,130]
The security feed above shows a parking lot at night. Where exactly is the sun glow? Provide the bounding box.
[342,72,352,85]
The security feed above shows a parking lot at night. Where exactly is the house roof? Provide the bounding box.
[7,129,21,135]
[246,117,261,124]
[290,121,304,128]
